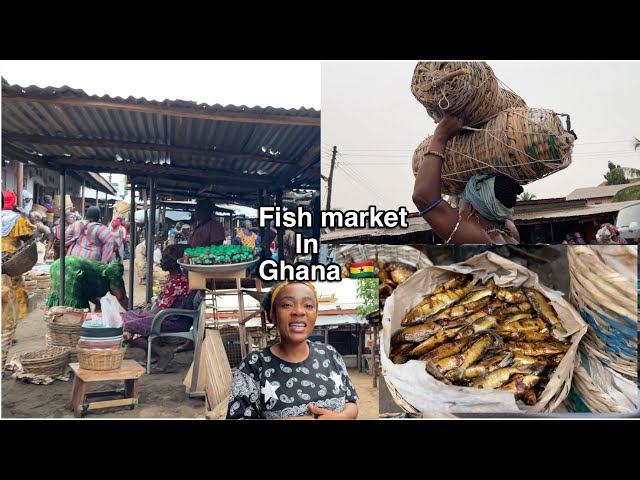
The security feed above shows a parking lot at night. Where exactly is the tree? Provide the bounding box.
[518,191,537,201]
[604,161,628,185]
[355,278,378,319]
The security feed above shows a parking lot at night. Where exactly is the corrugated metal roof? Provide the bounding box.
[565,181,640,201]
[322,201,638,241]
[1,79,320,203]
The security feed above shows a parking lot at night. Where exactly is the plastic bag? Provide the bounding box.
[100,293,123,328]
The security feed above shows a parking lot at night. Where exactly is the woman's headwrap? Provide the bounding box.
[270,281,317,322]
[2,191,17,211]
[460,175,517,221]
[101,261,125,288]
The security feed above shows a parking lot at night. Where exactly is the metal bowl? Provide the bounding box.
[177,257,260,273]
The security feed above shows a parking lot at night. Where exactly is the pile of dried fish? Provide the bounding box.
[378,261,417,307]
[389,274,569,405]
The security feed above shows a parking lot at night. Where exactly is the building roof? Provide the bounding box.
[2,79,320,204]
[322,201,639,241]
[565,181,640,201]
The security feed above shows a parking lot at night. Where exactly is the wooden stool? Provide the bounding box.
[69,360,145,418]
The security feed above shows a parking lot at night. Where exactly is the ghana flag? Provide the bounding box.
[350,261,375,278]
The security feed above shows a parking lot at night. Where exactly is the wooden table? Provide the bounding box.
[183,266,262,398]
[69,360,145,418]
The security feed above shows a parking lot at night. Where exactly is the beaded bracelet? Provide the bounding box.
[418,196,444,216]
[426,150,446,162]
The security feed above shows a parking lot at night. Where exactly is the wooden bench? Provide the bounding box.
[69,360,145,418]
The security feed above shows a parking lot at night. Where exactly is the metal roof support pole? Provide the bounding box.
[549,221,555,244]
[261,189,270,261]
[96,188,99,207]
[128,183,136,311]
[146,177,156,303]
[276,190,284,261]
[17,161,24,208]
[81,179,86,216]
[311,195,320,265]
[59,169,66,306]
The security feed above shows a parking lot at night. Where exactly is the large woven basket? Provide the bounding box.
[381,366,420,415]
[46,317,82,347]
[567,246,637,379]
[412,108,575,195]
[2,329,16,368]
[45,333,78,363]
[568,353,638,413]
[411,61,500,127]
[77,347,126,371]
[20,346,69,377]
[335,245,433,274]
[2,238,38,277]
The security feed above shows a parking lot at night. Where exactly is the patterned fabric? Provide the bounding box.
[2,217,35,320]
[65,220,117,263]
[227,341,359,419]
[233,229,261,248]
[189,220,225,247]
[122,273,192,337]
[45,257,122,309]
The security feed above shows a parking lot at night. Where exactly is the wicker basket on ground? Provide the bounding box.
[2,238,38,277]
[567,246,637,379]
[46,316,82,348]
[20,346,69,377]
[77,347,126,371]
[412,108,575,195]
[45,333,78,363]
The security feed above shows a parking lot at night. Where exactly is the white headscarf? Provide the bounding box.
[23,190,33,215]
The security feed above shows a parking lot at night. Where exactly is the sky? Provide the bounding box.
[321,61,640,211]
[0,60,320,109]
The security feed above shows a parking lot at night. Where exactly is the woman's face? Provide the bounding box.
[194,206,209,224]
[273,283,318,345]
[160,254,177,272]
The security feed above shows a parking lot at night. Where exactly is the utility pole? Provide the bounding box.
[326,146,337,210]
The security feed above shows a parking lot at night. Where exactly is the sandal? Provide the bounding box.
[138,357,159,367]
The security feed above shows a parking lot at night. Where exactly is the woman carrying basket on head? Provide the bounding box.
[65,206,118,263]
[2,191,35,321]
[412,114,523,245]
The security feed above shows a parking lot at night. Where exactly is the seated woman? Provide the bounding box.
[123,244,195,360]
[46,257,129,311]
[227,281,359,419]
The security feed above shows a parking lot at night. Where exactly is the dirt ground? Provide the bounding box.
[2,265,379,419]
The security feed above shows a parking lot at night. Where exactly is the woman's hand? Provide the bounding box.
[308,402,358,420]
[433,113,465,142]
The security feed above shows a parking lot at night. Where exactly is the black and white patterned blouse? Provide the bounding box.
[227,341,359,419]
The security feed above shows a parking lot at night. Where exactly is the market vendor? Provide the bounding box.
[232,219,261,247]
[123,244,196,360]
[189,199,225,247]
[227,281,359,419]
[412,113,523,245]
[45,256,129,311]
